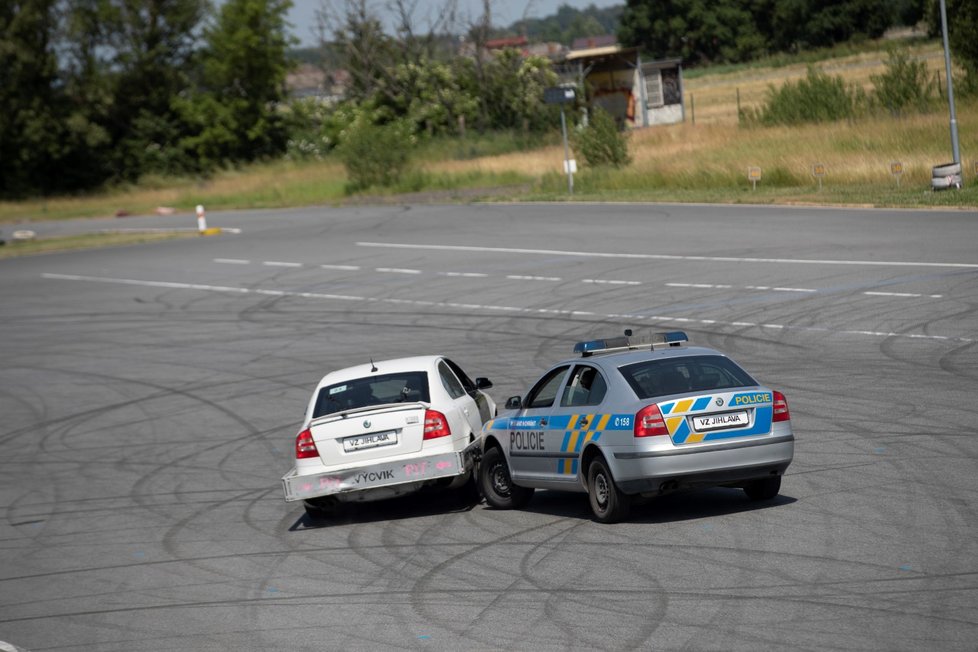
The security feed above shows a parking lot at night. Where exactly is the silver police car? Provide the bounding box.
[477,331,794,523]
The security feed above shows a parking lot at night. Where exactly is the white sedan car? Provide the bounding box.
[282,355,495,518]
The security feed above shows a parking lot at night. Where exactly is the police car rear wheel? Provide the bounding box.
[479,446,534,509]
[743,476,781,501]
[587,458,630,523]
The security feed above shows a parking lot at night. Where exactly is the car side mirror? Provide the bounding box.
[505,395,522,410]
[475,377,493,389]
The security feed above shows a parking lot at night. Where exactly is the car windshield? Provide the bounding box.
[619,355,757,399]
[313,371,430,418]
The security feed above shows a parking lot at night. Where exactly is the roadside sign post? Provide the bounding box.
[890,162,904,187]
[812,163,826,191]
[747,166,762,191]
[545,86,577,195]
[196,204,207,233]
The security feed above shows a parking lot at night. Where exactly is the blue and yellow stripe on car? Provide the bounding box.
[659,392,774,444]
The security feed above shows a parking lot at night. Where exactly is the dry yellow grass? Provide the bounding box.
[684,41,949,125]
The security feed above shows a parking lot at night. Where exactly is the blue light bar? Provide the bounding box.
[573,331,689,356]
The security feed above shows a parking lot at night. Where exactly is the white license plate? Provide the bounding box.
[343,431,397,452]
[692,411,749,431]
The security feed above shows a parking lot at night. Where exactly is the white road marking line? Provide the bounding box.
[439,271,489,278]
[582,279,642,286]
[263,261,302,268]
[772,287,818,293]
[507,275,562,281]
[321,264,361,271]
[357,241,978,269]
[864,291,944,298]
[214,258,250,264]
[376,267,422,274]
[40,273,973,345]
[667,283,731,289]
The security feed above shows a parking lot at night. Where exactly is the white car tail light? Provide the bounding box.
[423,409,452,440]
[295,429,319,459]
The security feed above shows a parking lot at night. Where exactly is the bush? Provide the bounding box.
[747,66,866,125]
[573,107,631,168]
[872,48,933,115]
[336,119,415,192]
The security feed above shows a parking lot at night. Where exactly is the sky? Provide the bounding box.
[286,0,623,47]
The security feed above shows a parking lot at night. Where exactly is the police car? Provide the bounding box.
[282,356,495,518]
[477,332,794,523]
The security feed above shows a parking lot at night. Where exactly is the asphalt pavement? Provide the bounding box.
[1,202,976,650]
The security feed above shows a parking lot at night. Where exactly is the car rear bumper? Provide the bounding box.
[282,442,478,502]
[611,434,794,495]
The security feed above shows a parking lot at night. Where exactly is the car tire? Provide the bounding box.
[932,162,962,177]
[303,497,340,520]
[479,446,534,509]
[743,476,781,501]
[587,457,630,523]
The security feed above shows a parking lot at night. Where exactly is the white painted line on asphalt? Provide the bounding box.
[321,264,360,271]
[439,271,489,278]
[263,261,302,268]
[507,275,562,281]
[357,241,978,269]
[39,273,974,345]
[376,267,422,274]
[864,291,944,298]
[667,283,732,289]
[215,258,250,264]
[582,279,642,286]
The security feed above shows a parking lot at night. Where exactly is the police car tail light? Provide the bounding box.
[634,404,669,437]
[423,409,452,440]
[772,391,790,422]
[295,429,320,459]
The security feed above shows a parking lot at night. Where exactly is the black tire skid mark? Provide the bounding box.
[406,513,585,647]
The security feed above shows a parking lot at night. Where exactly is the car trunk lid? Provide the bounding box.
[658,389,774,445]
[308,403,428,466]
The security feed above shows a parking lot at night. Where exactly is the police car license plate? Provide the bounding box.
[343,431,397,452]
[692,411,748,431]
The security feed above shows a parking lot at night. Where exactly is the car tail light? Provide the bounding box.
[295,429,319,459]
[772,391,790,422]
[423,409,452,440]
[635,404,669,437]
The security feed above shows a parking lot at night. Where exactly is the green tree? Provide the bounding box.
[100,0,208,179]
[929,0,978,88]
[178,0,295,167]
[573,107,631,168]
[0,0,65,197]
[871,47,933,114]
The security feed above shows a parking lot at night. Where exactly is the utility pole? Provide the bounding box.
[939,0,961,164]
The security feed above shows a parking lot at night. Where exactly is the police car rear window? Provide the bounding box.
[619,355,756,399]
[313,372,430,417]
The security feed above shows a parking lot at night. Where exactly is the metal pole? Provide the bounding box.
[560,106,573,195]
[939,0,961,164]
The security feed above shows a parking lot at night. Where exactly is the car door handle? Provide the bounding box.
[540,418,548,426]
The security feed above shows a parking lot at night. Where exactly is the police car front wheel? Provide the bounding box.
[587,457,631,523]
[479,446,534,509]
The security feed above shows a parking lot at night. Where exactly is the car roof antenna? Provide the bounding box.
[370,358,378,372]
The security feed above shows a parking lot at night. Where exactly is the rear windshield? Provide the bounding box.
[313,371,430,418]
[619,355,757,399]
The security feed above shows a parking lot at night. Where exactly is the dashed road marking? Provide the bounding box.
[214,258,250,264]
[40,273,972,345]
[582,279,641,286]
[507,275,561,281]
[376,267,422,274]
[357,241,978,269]
[321,264,361,271]
[263,261,302,268]
[439,271,489,278]
[864,291,943,298]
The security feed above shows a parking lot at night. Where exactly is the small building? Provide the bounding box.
[560,45,684,129]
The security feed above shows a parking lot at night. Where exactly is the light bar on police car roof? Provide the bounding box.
[573,331,688,356]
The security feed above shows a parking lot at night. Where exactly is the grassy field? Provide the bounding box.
[1,37,974,225]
